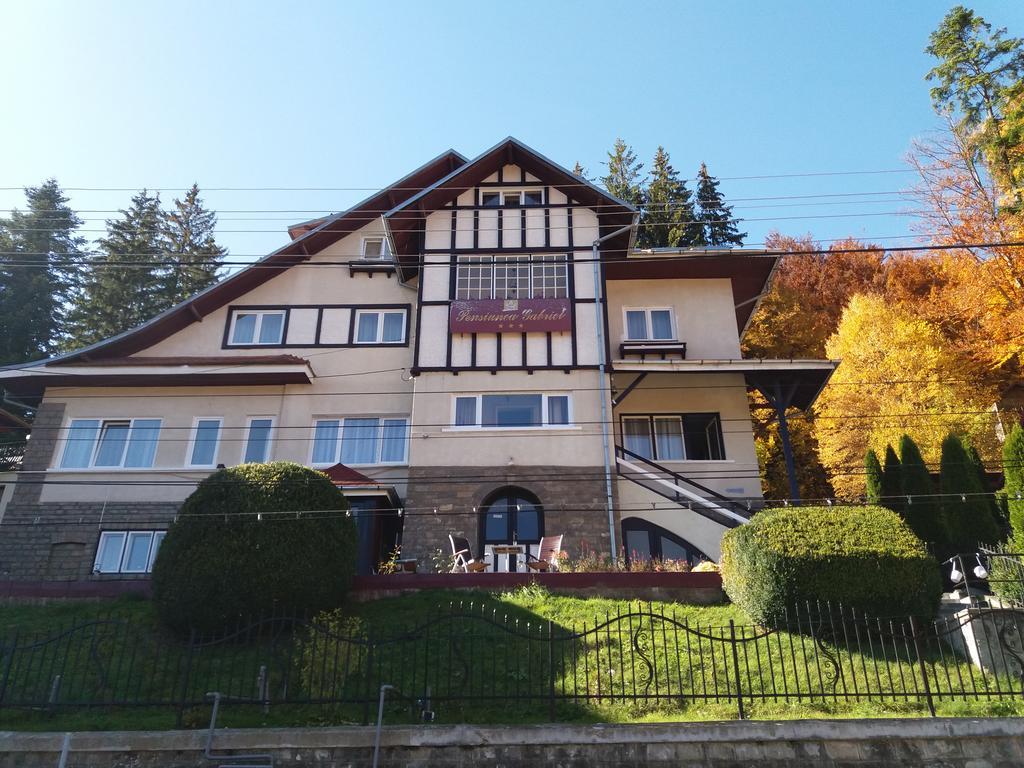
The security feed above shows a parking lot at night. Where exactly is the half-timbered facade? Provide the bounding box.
[0,138,836,583]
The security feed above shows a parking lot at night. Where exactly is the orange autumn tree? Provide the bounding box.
[815,294,1000,497]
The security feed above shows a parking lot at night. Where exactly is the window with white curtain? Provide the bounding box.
[187,418,222,467]
[354,310,406,344]
[620,414,724,461]
[311,417,409,465]
[624,308,675,341]
[452,394,571,429]
[59,418,162,469]
[93,530,166,574]
[228,310,286,345]
[455,255,567,299]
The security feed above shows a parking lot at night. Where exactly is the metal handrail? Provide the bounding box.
[615,444,750,517]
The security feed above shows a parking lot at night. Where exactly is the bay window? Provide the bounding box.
[453,394,571,429]
[455,254,567,299]
[312,417,409,465]
[60,418,162,469]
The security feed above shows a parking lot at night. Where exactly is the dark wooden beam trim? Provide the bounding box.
[612,373,648,408]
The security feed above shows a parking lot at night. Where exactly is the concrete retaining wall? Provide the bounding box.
[3,718,1023,767]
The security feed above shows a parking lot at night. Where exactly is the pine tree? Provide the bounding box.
[637,146,699,249]
[693,162,746,247]
[940,433,1002,552]
[67,190,165,349]
[571,161,589,179]
[865,448,884,504]
[882,444,903,512]
[966,442,1005,536]
[159,184,226,309]
[899,434,946,549]
[1004,424,1024,538]
[0,180,85,363]
[601,139,644,209]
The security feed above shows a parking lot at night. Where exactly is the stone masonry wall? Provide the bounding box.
[3,718,1023,767]
[400,465,615,565]
[0,401,180,581]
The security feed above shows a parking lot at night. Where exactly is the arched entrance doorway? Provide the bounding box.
[479,487,544,572]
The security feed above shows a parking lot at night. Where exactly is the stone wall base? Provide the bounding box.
[3,718,1023,767]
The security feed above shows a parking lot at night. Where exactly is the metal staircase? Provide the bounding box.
[614,445,751,529]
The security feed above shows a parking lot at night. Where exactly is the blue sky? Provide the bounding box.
[3,1,1023,264]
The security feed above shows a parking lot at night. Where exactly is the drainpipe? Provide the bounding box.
[592,221,637,563]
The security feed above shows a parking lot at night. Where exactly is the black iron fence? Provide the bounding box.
[2,600,1024,724]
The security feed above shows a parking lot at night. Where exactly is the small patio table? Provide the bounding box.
[490,544,525,573]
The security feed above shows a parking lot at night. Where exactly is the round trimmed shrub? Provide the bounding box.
[152,462,356,634]
[720,505,942,626]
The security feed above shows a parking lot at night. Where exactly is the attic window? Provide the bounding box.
[229,310,285,345]
[361,237,391,260]
[481,190,543,207]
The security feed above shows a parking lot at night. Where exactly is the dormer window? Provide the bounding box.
[361,237,391,260]
[481,190,544,207]
[624,308,675,341]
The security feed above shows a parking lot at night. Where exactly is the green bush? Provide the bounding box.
[899,435,946,549]
[152,462,357,634]
[720,505,942,626]
[881,444,903,513]
[1004,424,1024,539]
[865,449,883,504]
[939,434,1001,552]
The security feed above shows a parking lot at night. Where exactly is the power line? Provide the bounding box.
[0,167,929,194]
[1,237,1020,268]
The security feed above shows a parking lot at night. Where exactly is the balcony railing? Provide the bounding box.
[0,441,27,472]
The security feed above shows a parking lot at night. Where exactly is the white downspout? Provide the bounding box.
[592,221,637,564]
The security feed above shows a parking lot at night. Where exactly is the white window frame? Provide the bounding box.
[480,189,544,207]
[308,416,410,467]
[186,417,223,468]
[455,254,568,300]
[623,307,677,341]
[242,416,275,463]
[93,530,167,574]
[58,417,163,470]
[448,393,574,431]
[360,236,392,260]
[228,309,286,346]
[353,309,406,344]
[620,413,727,462]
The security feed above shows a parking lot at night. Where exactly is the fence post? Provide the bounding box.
[176,628,197,729]
[362,631,375,727]
[908,616,936,717]
[548,620,555,721]
[0,629,18,710]
[729,620,745,720]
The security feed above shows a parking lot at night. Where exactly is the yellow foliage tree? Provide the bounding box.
[815,294,1000,497]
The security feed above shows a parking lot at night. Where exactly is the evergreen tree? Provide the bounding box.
[926,6,1024,203]
[966,441,1005,536]
[865,448,884,504]
[1004,424,1024,538]
[601,138,644,209]
[899,434,946,549]
[637,146,699,249]
[939,433,1001,552]
[67,190,165,349]
[0,180,85,363]
[693,162,746,246]
[882,444,903,512]
[571,161,589,179]
[159,184,226,309]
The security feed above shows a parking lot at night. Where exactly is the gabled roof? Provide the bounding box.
[384,137,638,279]
[44,149,467,365]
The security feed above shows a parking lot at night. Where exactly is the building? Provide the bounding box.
[0,138,836,583]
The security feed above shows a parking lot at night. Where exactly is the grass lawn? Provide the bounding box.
[1,586,1021,731]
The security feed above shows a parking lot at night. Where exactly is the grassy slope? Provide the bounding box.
[0,588,1020,731]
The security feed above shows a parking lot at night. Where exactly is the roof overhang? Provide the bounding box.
[42,150,466,366]
[608,249,779,336]
[0,356,315,400]
[384,137,638,281]
[611,358,839,411]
